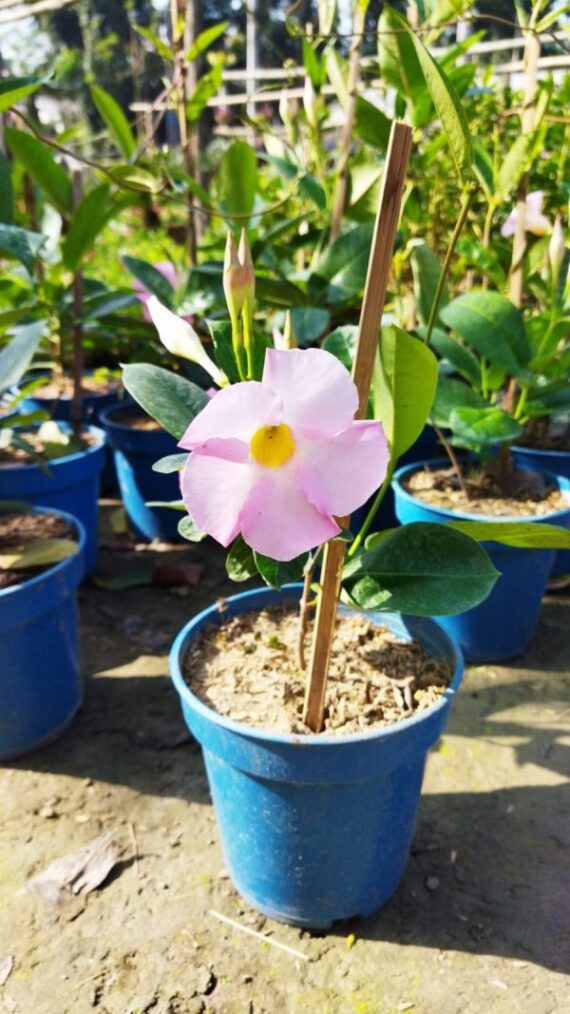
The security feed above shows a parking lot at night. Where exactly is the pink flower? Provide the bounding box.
[178,348,389,561]
[501,191,552,238]
[133,262,178,321]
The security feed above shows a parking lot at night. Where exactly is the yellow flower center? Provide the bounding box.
[250,423,295,469]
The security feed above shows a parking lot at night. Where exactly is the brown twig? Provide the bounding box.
[432,424,471,501]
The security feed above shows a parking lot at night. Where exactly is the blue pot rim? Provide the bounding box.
[0,423,106,473]
[0,505,86,600]
[169,584,464,748]
[99,401,155,432]
[512,444,570,462]
[392,457,570,524]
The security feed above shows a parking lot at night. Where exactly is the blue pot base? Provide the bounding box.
[0,702,80,763]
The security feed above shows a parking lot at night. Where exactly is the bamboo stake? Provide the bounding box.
[302,121,413,733]
[70,169,84,438]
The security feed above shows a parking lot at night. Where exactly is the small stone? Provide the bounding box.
[426,876,440,891]
[39,805,59,820]
[242,974,253,984]
[75,814,91,824]
[397,1003,415,1012]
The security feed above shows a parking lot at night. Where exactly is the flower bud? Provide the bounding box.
[303,76,318,128]
[223,230,255,320]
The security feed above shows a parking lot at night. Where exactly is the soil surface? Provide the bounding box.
[109,414,163,431]
[0,501,568,1013]
[31,376,121,399]
[184,606,451,734]
[0,429,96,466]
[0,511,75,590]
[405,465,565,517]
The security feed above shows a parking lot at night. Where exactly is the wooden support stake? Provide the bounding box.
[302,121,413,733]
[70,169,84,438]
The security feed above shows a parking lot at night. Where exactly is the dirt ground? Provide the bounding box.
[1,503,569,1014]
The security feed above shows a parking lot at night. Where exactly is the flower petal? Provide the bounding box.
[179,382,282,449]
[295,421,390,517]
[147,297,227,386]
[262,347,358,437]
[180,453,256,547]
[240,472,340,561]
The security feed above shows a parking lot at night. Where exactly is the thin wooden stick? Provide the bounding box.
[302,121,413,733]
[209,910,309,961]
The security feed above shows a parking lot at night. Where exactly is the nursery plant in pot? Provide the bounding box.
[122,124,570,928]
[392,287,570,661]
[0,327,105,575]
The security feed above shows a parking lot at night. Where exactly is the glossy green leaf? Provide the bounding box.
[226,536,257,582]
[0,322,45,394]
[255,275,307,308]
[429,329,481,388]
[62,183,113,270]
[375,325,438,461]
[431,377,487,428]
[0,224,46,275]
[106,165,162,193]
[353,96,392,151]
[122,256,175,308]
[254,552,309,590]
[122,364,208,439]
[410,241,448,327]
[178,516,208,542]
[290,307,329,346]
[90,85,136,159]
[207,319,240,383]
[5,127,72,214]
[440,291,530,376]
[446,520,570,550]
[0,76,45,113]
[186,61,224,124]
[311,223,373,301]
[218,141,257,215]
[187,21,228,61]
[152,453,188,474]
[322,325,358,371]
[449,406,523,447]
[343,522,499,615]
[378,7,423,106]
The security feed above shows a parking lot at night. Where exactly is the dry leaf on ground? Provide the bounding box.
[22,833,121,906]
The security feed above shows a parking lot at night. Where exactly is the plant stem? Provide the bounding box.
[433,424,471,501]
[347,472,392,559]
[514,386,529,421]
[424,185,476,346]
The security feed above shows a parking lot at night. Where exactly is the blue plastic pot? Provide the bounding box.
[100,402,181,541]
[0,508,85,761]
[392,459,570,663]
[0,425,105,575]
[511,445,570,578]
[20,372,123,492]
[170,585,463,929]
[351,425,440,535]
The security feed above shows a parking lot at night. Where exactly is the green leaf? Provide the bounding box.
[207,319,240,383]
[90,84,136,159]
[322,325,359,371]
[106,165,162,193]
[298,173,327,211]
[353,96,392,151]
[445,520,570,550]
[378,7,424,106]
[290,307,329,346]
[0,538,78,570]
[255,275,307,308]
[254,552,309,590]
[0,224,46,274]
[0,76,45,113]
[449,406,523,447]
[440,291,530,376]
[429,328,481,388]
[375,325,438,461]
[62,183,113,270]
[186,61,224,124]
[496,133,543,201]
[122,256,175,308]
[472,141,494,197]
[218,141,257,216]
[0,153,13,225]
[134,25,173,62]
[5,127,72,214]
[0,321,45,394]
[410,241,448,327]
[311,223,373,301]
[145,500,186,510]
[122,364,208,439]
[431,377,487,428]
[187,21,229,61]
[343,522,499,616]
[152,452,188,474]
[178,516,207,542]
[226,536,257,582]
[302,38,327,89]
[383,7,472,180]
